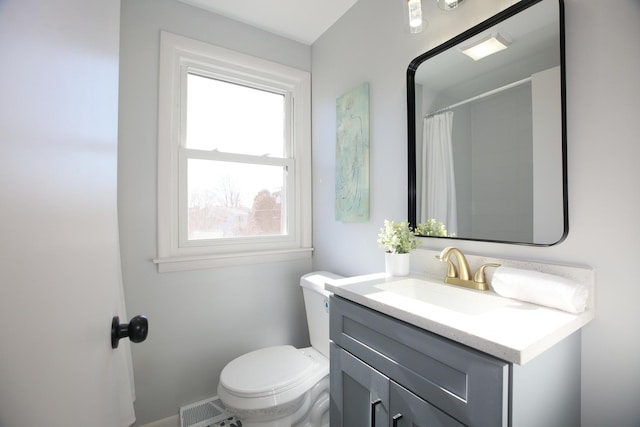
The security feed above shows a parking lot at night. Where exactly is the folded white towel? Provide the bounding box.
[491,266,589,313]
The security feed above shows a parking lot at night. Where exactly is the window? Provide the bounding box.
[155,32,312,272]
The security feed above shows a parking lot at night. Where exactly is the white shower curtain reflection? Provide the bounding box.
[421,111,457,236]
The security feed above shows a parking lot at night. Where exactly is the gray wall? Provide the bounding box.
[311,0,640,426]
[117,0,312,424]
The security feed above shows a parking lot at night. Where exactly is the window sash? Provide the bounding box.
[177,148,296,249]
[184,70,288,157]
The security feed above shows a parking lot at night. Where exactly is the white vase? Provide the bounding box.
[385,252,411,277]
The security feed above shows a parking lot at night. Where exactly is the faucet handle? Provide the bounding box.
[473,263,501,286]
[435,255,459,278]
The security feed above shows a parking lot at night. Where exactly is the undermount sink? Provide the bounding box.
[364,276,516,316]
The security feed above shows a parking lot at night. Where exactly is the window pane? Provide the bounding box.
[186,73,285,157]
[187,159,285,240]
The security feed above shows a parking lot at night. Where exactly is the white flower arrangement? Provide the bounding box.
[377,220,421,254]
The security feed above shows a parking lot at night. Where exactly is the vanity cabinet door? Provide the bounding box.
[330,343,389,427]
[389,382,465,427]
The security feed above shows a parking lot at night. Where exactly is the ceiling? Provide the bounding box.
[177,0,359,45]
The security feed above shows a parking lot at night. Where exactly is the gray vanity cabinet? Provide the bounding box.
[329,295,581,427]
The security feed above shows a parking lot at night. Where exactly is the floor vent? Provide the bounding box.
[179,396,232,427]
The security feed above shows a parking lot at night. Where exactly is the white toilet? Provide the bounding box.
[217,271,343,427]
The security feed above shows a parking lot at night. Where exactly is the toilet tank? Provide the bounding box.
[300,271,344,358]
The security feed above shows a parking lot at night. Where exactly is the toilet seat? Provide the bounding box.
[218,345,329,415]
[220,345,315,398]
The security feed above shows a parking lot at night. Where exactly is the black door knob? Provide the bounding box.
[111,315,148,349]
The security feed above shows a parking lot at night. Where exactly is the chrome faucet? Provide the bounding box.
[436,247,500,291]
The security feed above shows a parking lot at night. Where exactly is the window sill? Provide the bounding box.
[153,248,314,273]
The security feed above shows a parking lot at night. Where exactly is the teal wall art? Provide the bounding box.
[335,82,370,222]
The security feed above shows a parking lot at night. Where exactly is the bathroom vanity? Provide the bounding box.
[326,272,594,427]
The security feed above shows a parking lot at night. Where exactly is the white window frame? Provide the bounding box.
[154,31,312,272]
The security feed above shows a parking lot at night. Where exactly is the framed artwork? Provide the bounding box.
[335,82,370,222]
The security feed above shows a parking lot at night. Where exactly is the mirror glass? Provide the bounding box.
[407,0,567,245]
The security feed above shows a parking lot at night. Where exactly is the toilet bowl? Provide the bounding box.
[217,272,343,427]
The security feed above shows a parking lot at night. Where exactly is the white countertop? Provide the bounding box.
[326,272,595,365]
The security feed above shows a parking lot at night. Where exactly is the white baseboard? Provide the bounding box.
[139,415,179,427]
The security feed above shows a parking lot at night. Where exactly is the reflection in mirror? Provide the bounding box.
[407,0,567,245]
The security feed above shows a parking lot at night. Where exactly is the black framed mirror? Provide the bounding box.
[407,0,567,245]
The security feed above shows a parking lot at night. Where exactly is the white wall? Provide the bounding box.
[311,0,640,425]
[117,0,312,424]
